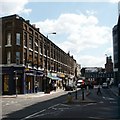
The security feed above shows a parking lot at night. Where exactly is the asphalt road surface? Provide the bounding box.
[2,88,120,120]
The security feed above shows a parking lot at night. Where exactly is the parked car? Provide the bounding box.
[102,82,108,88]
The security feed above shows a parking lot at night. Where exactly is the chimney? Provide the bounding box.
[26,20,30,24]
[32,24,36,28]
[37,28,40,32]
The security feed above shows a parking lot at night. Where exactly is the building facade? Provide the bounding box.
[1,14,77,95]
[113,15,120,85]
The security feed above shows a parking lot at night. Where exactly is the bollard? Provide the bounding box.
[67,92,73,103]
[86,85,90,96]
[82,88,84,100]
[75,86,77,99]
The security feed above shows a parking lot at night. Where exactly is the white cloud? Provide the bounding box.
[0,0,31,16]
[77,55,105,68]
[35,12,112,67]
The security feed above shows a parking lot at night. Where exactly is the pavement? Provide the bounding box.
[1,88,95,104]
[1,89,67,99]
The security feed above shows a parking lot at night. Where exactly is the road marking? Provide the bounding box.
[110,101,117,104]
[89,116,104,119]
[107,97,115,100]
[20,103,60,120]
[99,101,104,103]
[48,103,60,109]
[83,103,96,107]
[20,109,46,120]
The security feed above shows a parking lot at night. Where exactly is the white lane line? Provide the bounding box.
[20,103,60,120]
[20,109,46,120]
[99,101,104,103]
[83,103,97,107]
[89,116,104,119]
[48,103,60,109]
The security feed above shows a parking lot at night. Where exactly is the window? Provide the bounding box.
[16,52,20,64]
[24,32,27,47]
[7,51,11,64]
[3,74,9,92]
[24,49,27,65]
[35,39,38,52]
[7,33,11,45]
[29,35,33,49]
[39,42,43,54]
[16,33,20,45]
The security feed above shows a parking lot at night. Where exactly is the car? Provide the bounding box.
[102,82,108,88]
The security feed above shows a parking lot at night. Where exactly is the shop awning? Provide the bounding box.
[36,70,43,76]
[47,74,62,81]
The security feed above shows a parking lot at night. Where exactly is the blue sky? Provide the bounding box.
[23,2,118,27]
[1,1,119,68]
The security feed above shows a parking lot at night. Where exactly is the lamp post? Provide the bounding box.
[47,32,56,38]
[14,71,18,97]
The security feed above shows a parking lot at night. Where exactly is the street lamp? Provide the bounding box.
[14,71,18,97]
[47,32,56,38]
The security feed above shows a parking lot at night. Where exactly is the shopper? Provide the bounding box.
[118,82,120,96]
[97,84,102,95]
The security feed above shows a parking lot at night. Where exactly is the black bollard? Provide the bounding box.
[75,89,77,99]
[82,88,84,100]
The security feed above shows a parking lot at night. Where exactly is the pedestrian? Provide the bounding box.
[118,82,120,96]
[97,84,102,95]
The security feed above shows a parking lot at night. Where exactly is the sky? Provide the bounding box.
[1,0,119,68]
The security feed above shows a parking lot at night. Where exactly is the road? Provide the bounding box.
[2,87,120,120]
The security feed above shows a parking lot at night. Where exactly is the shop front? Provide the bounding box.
[2,66,25,95]
[25,69,44,94]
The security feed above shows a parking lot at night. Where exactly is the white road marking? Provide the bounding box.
[110,101,117,104]
[89,116,104,119]
[48,103,60,109]
[20,103,60,120]
[83,103,96,107]
[99,101,104,103]
[20,109,46,120]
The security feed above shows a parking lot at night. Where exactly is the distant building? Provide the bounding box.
[105,56,113,73]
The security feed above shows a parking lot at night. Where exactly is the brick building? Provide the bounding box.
[1,14,77,95]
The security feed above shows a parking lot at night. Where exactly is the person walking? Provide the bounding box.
[118,82,120,96]
[97,84,102,95]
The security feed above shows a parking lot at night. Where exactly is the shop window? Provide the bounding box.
[3,74,9,92]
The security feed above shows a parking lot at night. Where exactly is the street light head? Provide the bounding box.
[52,32,56,34]
[47,32,56,38]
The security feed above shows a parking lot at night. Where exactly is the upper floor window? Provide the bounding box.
[16,33,20,45]
[7,51,11,64]
[5,22,12,28]
[7,33,11,45]
[24,32,27,47]
[29,35,33,49]
[16,52,20,64]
